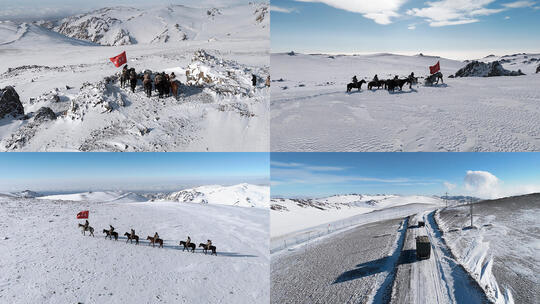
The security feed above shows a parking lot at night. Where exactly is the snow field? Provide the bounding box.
[0,197,269,304]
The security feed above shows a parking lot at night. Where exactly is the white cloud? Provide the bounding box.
[270,5,298,13]
[294,0,408,24]
[464,170,501,199]
[444,181,457,190]
[502,0,536,8]
[504,15,511,19]
[408,24,416,30]
[407,0,505,27]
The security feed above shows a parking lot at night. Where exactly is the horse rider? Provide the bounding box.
[83,220,89,229]
[130,228,136,239]
[154,232,159,240]
[206,239,212,249]
[352,75,358,84]
[186,236,191,247]
[408,72,415,89]
[109,224,115,234]
[373,74,379,82]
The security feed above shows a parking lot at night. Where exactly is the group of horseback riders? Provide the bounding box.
[347,71,445,93]
[81,220,213,253]
[120,65,179,99]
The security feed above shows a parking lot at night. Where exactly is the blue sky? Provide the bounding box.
[0,153,269,192]
[271,153,540,198]
[0,0,252,21]
[271,0,540,59]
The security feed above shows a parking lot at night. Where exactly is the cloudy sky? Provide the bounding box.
[271,153,540,199]
[0,153,269,192]
[0,0,255,21]
[271,0,540,59]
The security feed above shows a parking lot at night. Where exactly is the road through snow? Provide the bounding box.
[271,218,407,304]
[391,211,490,304]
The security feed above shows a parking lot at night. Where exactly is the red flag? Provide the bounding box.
[430,61,440,74]
[109,51,127,68]
[77,210,89,219]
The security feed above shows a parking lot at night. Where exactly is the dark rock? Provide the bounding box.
[34,107,57,123]
[0,86,24,119]
[537,65,540,73]
[454,60,525,77]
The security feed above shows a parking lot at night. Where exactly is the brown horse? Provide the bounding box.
[180,241,196,252]
[170,80,180,98]
[124,232,139,244]
[78,223,94,236]
[147,236,163,248]
[199,243,217,255]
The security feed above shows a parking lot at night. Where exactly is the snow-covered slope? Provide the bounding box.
[0,21,95,47]
[0,4,269,152]
[436,193,540,304]
[271,194,444,237]
[0,195,269,303]
[271,52,540,152]
[164,183,269,208]
[48,3,268,46]
[39,191,148,203]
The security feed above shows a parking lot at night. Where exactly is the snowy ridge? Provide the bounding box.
[39,191,148,203]
[271,194,444,238]
[47,4,268,46]
[0,21,95,47]
[163,183,269,208]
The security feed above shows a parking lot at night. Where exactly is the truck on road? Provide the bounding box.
[416,235,431,259]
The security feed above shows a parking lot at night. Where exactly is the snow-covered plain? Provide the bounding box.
[0,3,269,151]
[0,192,269,303]
[271,52,540,152]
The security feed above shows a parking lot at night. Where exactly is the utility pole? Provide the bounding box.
[469,198,473,228]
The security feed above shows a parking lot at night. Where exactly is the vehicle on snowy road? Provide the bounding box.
[416,235,431,259]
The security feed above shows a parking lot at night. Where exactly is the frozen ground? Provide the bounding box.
[271,217,406,304]
[437,193,540,304]
[0,3,269,151]
[0,195,269,303]
[271,53,540,152]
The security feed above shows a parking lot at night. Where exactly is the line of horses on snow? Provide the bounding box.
[346,72,444,93]
[78,223,217,255]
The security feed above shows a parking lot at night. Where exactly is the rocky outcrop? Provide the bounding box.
[34,107,57,123]
[0,86,24,119]
[455,61,525,77]
[536,64,540,73]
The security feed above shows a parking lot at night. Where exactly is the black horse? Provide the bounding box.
[368,80,384,90]
[387,78,412,92]
[199,243,217,255]
[346,79,366,92]
[180,241,196,253]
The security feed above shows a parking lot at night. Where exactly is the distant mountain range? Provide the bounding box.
[1,3,268,47]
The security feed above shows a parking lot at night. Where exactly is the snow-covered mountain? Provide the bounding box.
[0,21,94,47]
[39,191,148,203]
[163,183,269,208]
[271,194,443,212]
[0,190,41,198]
[39,3,268,46]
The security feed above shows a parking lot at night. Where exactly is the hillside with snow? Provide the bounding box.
[271,52,540,152]
[271,194,445,238]
[39,191,148,203]
[0,3,269,152]
[163,183,269,208]
[45,4,268,46]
